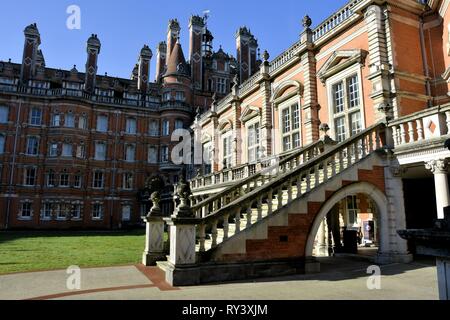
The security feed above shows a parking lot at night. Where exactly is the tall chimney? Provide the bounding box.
[85,34,101,93]
[167,19,181,58]
[20,23,41,84]
[155,41,167,82]
[236,27,258,83]
[138,45,153,92]
[189,15,205,90]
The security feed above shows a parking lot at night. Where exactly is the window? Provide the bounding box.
[126,118,137,134]
[0,135,5,154]
[329,73,363,142]
[149,120,159,136]
[29,108,42,126]
[49,143,58,157]
[125,145,135,162]
[122,205,131,221]
[175,119,184,130]
[24,168,37,186]
[60,172,70,187]
[175,91,185,102]
[95,142,106,160]
[217,78,226,94]
[74,173,82,188]
[0,106,8,123]
[347,195,358,226]
[92,203,104,220]
[58,204,69,220]
[248,122,260,163]
[20,202,32,219]
[76,145,86,159]
[223,133,232,169]
[161,146,169,163]
[96,115,108,132]
[203,143,212,175]
[148,146,158,164]
[162,120,170,136]
[46,170,56,187]
[163,92,171,101]
[62,144,73,157]
[78,116,87,130]
[65,113,75,128]
[51,114,60,127]
[280,101,301,152]
[42,203,52,220]
[72,204,81,219]
[93,171,104,189]
[26,137,39,155]
[123,173,133,190]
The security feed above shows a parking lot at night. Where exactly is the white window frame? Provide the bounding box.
[0,134,5,154]
[123,172,134,190]
[92,203,104,220]
[24,167,37,186]
[222,131,233,169]
[49,143,58,157]
[161,146,169,163]
[126,118,137,135]
[149,120,159,137]
[125,144,136,162]
[246,118,261,164]
[162,120,170,136]
[51,114,61,127]
[62,143,73,157]
[26,136,39,156]
[278,96,302,153]
[148,146,158,164]
[29,108,42,126]
[95,142,107,161]
[20,201,33,219]
[93,171,104,189]
[60,172,70,188]
[78,116,87,130]
[96,115,108,132]
[326,65,366,143]
[46,170,56,187]
[65,113,75,128]
[122,205,131,222]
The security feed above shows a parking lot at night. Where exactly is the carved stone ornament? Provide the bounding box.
[425,159,449,175]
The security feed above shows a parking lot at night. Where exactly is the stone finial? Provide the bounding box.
[174,174,193,218]
[262,50,270,63]
[302,15,312,30]
[147,191,162,217]
[319,123,330,136]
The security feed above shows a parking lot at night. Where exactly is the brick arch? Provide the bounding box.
[305,181,389,258]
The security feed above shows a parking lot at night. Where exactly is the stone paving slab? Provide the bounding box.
[0,258,439,300]
[0,266,151,300]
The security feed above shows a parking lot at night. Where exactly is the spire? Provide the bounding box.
[164,38,189,77]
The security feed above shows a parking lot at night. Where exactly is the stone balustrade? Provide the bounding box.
[193,123,386,254]
[389,105,450,149]
[190,139,327,192]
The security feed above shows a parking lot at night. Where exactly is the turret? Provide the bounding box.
[167,19,181,58]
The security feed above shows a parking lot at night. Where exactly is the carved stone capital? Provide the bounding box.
[425,159,449,174]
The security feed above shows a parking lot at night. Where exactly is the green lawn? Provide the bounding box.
[0,230,147,275]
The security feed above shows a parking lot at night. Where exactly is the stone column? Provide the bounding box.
[231,97,242,167]
[260,51,273,157]
[364,4,394,120]
[159,176,201,286]
[316,219,329,257]
[301,30,320,144]
[426,159,450,219]
[142,192,166,266]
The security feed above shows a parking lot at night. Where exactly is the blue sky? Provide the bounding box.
[0,0,349,81]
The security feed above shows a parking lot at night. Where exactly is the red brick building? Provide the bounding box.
[0,17,260,230]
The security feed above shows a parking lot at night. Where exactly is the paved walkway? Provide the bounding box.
[0,257,438,300]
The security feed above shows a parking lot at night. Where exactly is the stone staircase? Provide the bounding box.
[189,123,387,261]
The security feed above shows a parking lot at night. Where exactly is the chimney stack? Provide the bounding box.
[138,45,153,93]
[167,19,181,58]
[85,34,101,93]
[155,41,167,83]
[189,15,205,90]
[236,27,259,84]
[20,23,41,84]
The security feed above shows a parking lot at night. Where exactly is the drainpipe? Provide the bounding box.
[109,111,120,230]
[419,16,433,107]
[5,99,22,229]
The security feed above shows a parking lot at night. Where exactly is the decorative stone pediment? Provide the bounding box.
[271,80,303,105]
[201,133,212,144]
[218,119,233,133]
[240,105,261,123]
[318,49,368,84]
